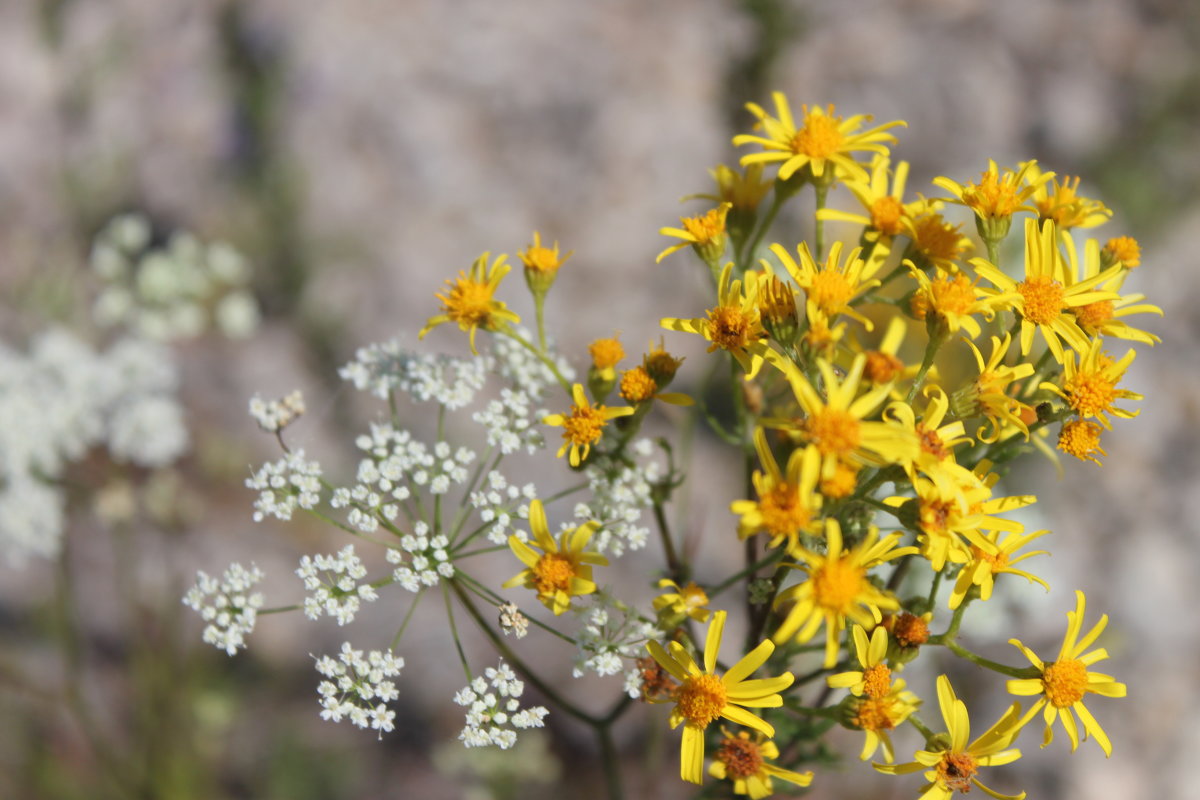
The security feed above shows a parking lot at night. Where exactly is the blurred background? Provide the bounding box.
[2,0,1198,798]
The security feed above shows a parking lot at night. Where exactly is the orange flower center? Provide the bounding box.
[912,214,967,263]
[707,306,754,351]
[1017,275,1066,325]
[532,553,576,596]
[589,337,625,370]
[889,612,929,647]
[963,170,1020,219]
[870,196,905,236]
[716,734,765,780]
[1043,659,1089,707]
[853,696,899,731]
[931,273,976,317]
[791,106,844,159]
[637,656,678,703]
[919,498,953,535]
[521,245,561,273]
[970,545,1009,571]
[441,275,495,326]
[563,403,608,446]
[804,408,861,457]
[1057,419,1104,465]
[1073,300,1114,334]
[936,751,979,793]
[808,268,855,314]
[682,207,728,243]
[917,424,949,461]
[820,460,859,499]
[758,482,811,537]
[1063,370,1117,418]
[1103,236,1140,268]
[812,557,866,615]
[865,350,905,383]
[619,366,658,403]
[680,582,710,610]
[676,673,728,728]
[862,663,893,699]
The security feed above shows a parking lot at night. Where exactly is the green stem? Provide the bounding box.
[391,589,425,650]
[455,571,578,645]
[905,330,944,403]
[985,238,1000,267]
[814,182,829,260]
[739,186,788,271]
[907,713,937,743]
[652,499,685,583]
[939,639,1038,679]
[535,292,549,353]
[708,549,783,597]
[443,583,472,681]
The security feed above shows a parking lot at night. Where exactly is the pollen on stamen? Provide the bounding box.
[1042,659,1089,707]
[1017,275,1066,325]
[812,558,866,614]
[808,269,855,314]
[532,553,575,596]
[563,404,608,447]
[706,306,753,352]
[1064,372,1118,418]
[854,696,899,731]
[862,663,893,699]
[715,733,765,780]
[1058,420,1106,465]
[936,752,978,793]
[804,408,861,457]
[791,105,845,159]
[870,196,905,236]
[676,673,728,728]
[759,483,811,537]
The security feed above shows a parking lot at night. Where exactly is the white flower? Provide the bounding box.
[248,390,306,433]
[247,450,322,522]
[338,341,488,409]
[296,545,377,625]
[311,644,404,738]
[182,562,266,656]
[453,659,548,749]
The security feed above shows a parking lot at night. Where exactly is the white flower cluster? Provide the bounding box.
[297,545,378,625]
[573,439,661,557]
[472,388,546,455]
[498,602,529,639]
[338,340,488,409]
[314,642,404,737]
[570,600,662,697]
[453,661,548,749]
[0,331,188,564]
[490,326,574,401]
[90,214,260,341]
[331,424,474,533]
[248,390,306,432]
[385,522,454,591]
[182,562,266,656]
[247,449,322,522]
[469,470,537,545]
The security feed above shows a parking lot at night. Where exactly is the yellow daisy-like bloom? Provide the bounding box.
[419,252,521,354]
[905,210,973,271]
[828,625,893,699]
[773,519,916,667]
[708,728,814,799]
[876,675,1027,800]
[886,386,973,496]
[588,334,625,384]
[1007,590,1127,756]
[953,334,1035,443]
[861,316,908,385]
[502,499,608,616]
[618,364,693,407]
[1040,339,1141,430]
[817,155,929,242]
[972,219,1120,362]
[662,262,771,378]
[948,529,1050,610]
[657,202,731,264]
[768,352,919,480]
[1024,162,1112,230]
[543,383,634,467]
[518,231,571,296]
[730,429,822,552]
[653,579,713,624]
[646,610,795,784]
[770,239,889,329]
[1057,419,1106,465]
[1101,235,1140,269]
[829,627,920,763]
[907,264,994,339]
[692,163,774,214]
[733,93,905,184]
[934,159,1052,242]
[819,458,860,499]
[801,300,847,357]
[1061,232,1162,345]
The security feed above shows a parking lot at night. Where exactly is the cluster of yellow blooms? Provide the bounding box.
[419,92,1150,799]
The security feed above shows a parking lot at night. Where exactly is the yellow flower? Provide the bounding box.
[657,203,731,264]
[1007,591,1127,756]
[770,239,889,328]
[907,265,994,339]
[876,675,1027,800]
[543,383,634,467]
[905,210,973,270]
[767,352,919,480]
[730,429,822,552]
[708,728,814,799]
[817,155,929,241]
[948,530,1050,610]
[502,499,608,615]
[1025,162,1112,229]
[952,334,1035,443]
[972,219,1121,362]
[828,626,894,699]
[934,159,1052,242]
[1057,419,1106,465]
[653,579,712,624]
[588,334,625,386]
[518,231,571,295]
[662,263,771,378]
[1040,339,1141,430]
[618,365,692,407]
[419,252,521,354]
[646,610,795,784]
[1101,235,1140,269]
[1061,232,1162,345]
[885,386,973,494]
[829,628,921,763]
[773,519,915,667]
[733,94,905,184]
[692,163,774,213]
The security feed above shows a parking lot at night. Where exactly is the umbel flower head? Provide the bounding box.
[708,728,814,799]
[875,675,1027,800]
[1007,590,1127,756]
[646,610,795,784]
[502,499,608,615]
[420,252,520,354]
[543,383,634,467]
